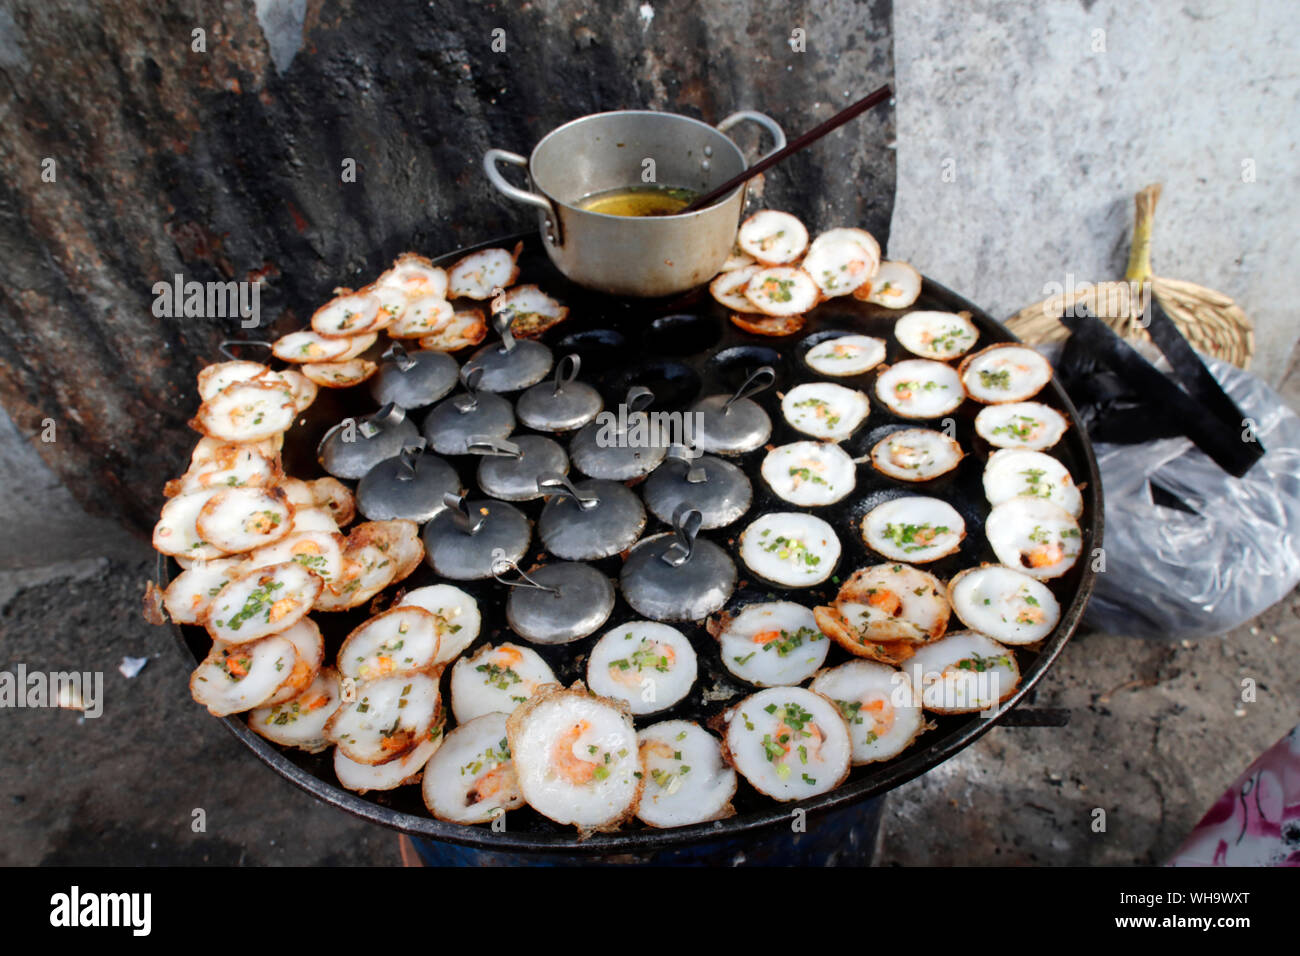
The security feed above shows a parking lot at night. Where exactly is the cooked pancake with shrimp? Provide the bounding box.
[586,622,697,716]
[821,563,949,649]
[861,496,966,563]
[985,497,1082,580]
[197,363,312,412]
[983,448,1083,517]
[305,477,355,526]
[493,284,569,338]
[761,441,856,506]
[423,712,526,824]
[869,428,965,482]
[809,660,924,764]
[781,382,869,441]
[317,520,423,611]
[356,519,425,581]
[812,226,881,264]
[192,380,298,443]
[197,364,304,420]
[195,486,294,555]
[314,547,393,611]
[361,278,409,330]
[376,252,449,301]
[330,543,406,606]
[506,685,642,834]
[334,716,446,793]
[152,489,224,560]
[811,606,919,665]
[804,334,886,376]
[875,360,964,419]
[301,358,379,388]
[190,361,275,401]
[802,229,880,297]
[162,556,246,625]
[249,666,343,753]
[275,476,314,508]
[324,670,442,765]
[447,244,522,300]
[196,360,270,402]
[398,584,482,663]
[894,310,979,360]
[853,260,921,308]
[291,507,341,535]
[729,312,807,337]
[387,295,454,339]
[974,402,1069,451]
[948,565,1060,645]
[739,512,840,588]
[278,369,319,414]
[338,606,441,682]
[709,265,762,313]
[310,289,383,337]
[204,561,323,644]
[260,616,325,706]
[906,630,1020,713]
[636,720,737,828]
[166,443,280,497]
[272,329,375,364]
[722,687,851,800]
[189,433,281,467]
[959,344,1053,404]
[743,266,819,317]
[715,601,828,686]
[419,309,487,351]
[736,210,809,265]
[190,634,299,717]
[450,643,557,723]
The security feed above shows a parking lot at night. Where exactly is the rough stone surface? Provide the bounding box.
[0,552,397,866]
[890,0,1300,386]
[0,0,894,531]
[0,408,142,571]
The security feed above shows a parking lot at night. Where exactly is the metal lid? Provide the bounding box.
[537,473,647,561]
[421,366,516,455]
[619,507,736,622]
[515,354,603,432]
[369,343,459,410]
[568,385,668,480]
[464,310,553,392]
[499,556,615,645]
[355,441,462,523]
[421,494,531,581]
[643,445,753,529]
[317,403,422,480]
[690,366,775,455]
[470,435,569,501]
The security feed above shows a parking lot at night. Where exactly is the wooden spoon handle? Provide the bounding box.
[682,83,893,214]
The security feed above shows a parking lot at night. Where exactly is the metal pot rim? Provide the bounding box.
[527,109,747,221]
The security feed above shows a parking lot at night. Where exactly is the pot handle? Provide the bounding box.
[483,149,563,246]
[716,111,787,161]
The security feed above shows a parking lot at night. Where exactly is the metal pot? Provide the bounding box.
[484,110,784,298]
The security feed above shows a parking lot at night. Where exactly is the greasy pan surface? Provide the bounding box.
[166,232,1102,852]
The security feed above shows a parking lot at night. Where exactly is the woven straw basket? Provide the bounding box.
[1005,185,1254,369]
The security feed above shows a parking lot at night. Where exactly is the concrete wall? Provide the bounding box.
[889,0,1300,385]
